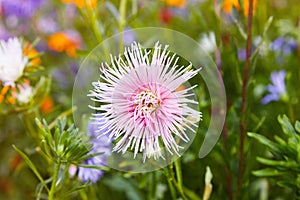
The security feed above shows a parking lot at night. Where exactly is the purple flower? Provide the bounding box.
[0,24,11,40]
[270,37,298,55]
[1,0,44,18]
[171,7,189,19]
[123,27,136,46]
[261,70,287,104]
[237,48,246,61]
[76,118,111,183]
[37,15,59,34]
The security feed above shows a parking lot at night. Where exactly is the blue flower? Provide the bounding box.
[270,37,297,55]
[76,117,111,183]
[261,70,287,104]
[1,0,44,18]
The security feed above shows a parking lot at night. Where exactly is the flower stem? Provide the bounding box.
[168,163,188,200]
[164,167,177,200]
[118,0,127,52]
[238,0,254,196]
[148,171,157,199]
[48,158,61,200]
[84,4,103,43]
[174,159,184,195]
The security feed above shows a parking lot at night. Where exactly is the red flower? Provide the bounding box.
[159,7,173,24]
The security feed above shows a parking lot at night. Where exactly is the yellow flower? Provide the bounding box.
[222,0,258,16]
[163,0,186,8]
[61,0,97,8]
[47,32,80,58]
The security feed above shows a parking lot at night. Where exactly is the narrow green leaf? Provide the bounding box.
[295,121,300,134]
[256,157,298,168]
[42,118,50,133]
[262,16,274,37]
[54,127,60,148]
[184,186,202,200]
[274,135,286,146]
[12,145,49,192]
[277,181,297,189]
[248,132,280,152]
[76,163,110,171]
[278,115,296,135]
[252,168,283,177]
[64,182,91,196]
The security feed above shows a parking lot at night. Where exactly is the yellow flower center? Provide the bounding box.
[133,90,161,119]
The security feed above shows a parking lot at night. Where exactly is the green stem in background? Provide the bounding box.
[174,159,184,196]
[48,158,61,200]
[168,164,188,200]
[84,3,103,43]
[238,0,254,196]
[118,0,127,52]
[164,168,177,200]
[148,171,157,200]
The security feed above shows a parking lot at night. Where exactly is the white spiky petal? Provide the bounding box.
[0,37,28,86]
[89,42,202,161]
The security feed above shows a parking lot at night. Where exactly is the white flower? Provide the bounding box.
[16,84,33,104]
[199,32,216,54]
[0,37,28,86]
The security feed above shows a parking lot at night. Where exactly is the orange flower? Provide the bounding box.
[164,0,186,8]
[61,0,97,8]
[222,0,240,14]
[175,85,186,92]
[10,154,23,171]
[23,43,41,66]
[243,0,258,16]
[40,96,54,114]
[0,85,10,103]
[222,0,257,16]
[47,32,80,58]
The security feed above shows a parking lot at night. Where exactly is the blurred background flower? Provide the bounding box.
[261,70,287,104]
[70,117,111,183]
[270,36,298,55]
[47,30,81,57]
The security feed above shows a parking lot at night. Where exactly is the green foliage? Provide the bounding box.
[249,115,300,196]
[35,117,93,164]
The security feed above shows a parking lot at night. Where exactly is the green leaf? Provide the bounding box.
[76,163,110,171]
[277,180,297,189]
[54,127,60,149]
[12,145,49,192]
[256,157,298,168]
[274,135,286,146]
[252,168,284,177]
[295,121,300,134]
[262,16,274,37]
[64,182,91,197]
[248,132,280,152]
[184,186,202,200]
[278,115,296,135]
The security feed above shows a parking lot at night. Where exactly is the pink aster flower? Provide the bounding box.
[89,42,202,161]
